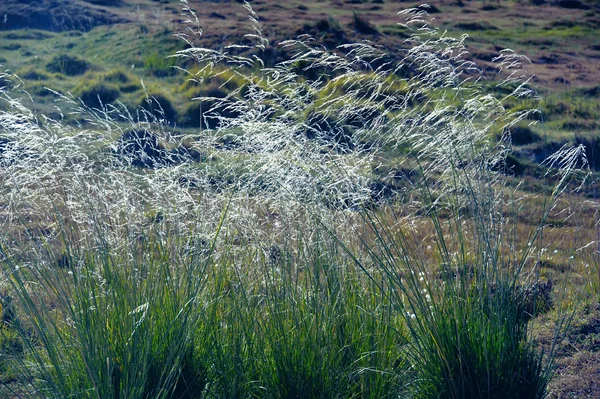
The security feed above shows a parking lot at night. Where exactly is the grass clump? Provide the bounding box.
[351,210,556,398]
[143,52,177,77]
[74,79,120,109]
[99,69,143,95]
[103,68,136,85]
[510,125,542,146]
[139,91,178,124]
[1,216,219,398]
[16,67,50,81]
[46,54,89,76]
[351,12,379,35]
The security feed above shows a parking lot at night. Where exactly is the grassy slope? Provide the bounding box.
[1,0,600,397]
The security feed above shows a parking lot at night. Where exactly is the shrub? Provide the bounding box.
[74,80,120,108]
[299,16,346,49]
[103,68,133,84]
[301,110,355,152]
[352,12,379,35]
[139,92,178,124]
[16,67,50,81]
[575,135,600,170]
[46,54,89,76]
[511,125,542,146]
[101,69,142,93]
[180,91,241,129]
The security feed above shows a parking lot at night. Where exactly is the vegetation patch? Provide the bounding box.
[511,125,543,146]
[0,0,127,32]
[83,0,123,6]
[115,129,170,168]
[1,43,21,51]
[299,16,347,48]
[575,135,600,171]
[351,12,379,35]
[143,52,177,77]
[16,67,50,81]
[73,80,120,109]
[139,92,178,124]
[46,54,90,76]
[454,21,498,31]
[555,0,591,10]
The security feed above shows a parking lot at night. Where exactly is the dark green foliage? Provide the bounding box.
[541,99,571,116]
[407,283,547,399]
[315,16,342,33]
[139,93,178,124]
[18,67,50,81]
[454,22,498,31]
[46,54,89,76]
[575,135,600,171]
[0,0,125,31]
[1,222,216,398]
[1,295,15,326]
[115,129,170,168]
[299,16,346,49]
[511,125,542,146]
[351,12,379,35]
[115,129,200,168]
[481,4,499,11]
[180,103,204,128]
[555,0,590,10]
[201,236,404,399]
[579,86,600,98]
[180,98,240,129]
[502,153,528,176]
[82,0,122,6]
[75,81,120,109]
[367,180,397,205]
[120,83,142,93]
[355,207,558,399]
[103,69,132,84]
[0,324,23,379]
[1,43,21,51]
[416,4,441,13]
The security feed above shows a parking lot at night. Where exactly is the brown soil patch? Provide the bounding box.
[543,305,600,398]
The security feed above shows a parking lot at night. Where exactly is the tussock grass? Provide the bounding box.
[0,2,593,397]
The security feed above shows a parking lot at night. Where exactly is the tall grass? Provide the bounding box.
[0,1,590,398]
[0,207,223,398]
